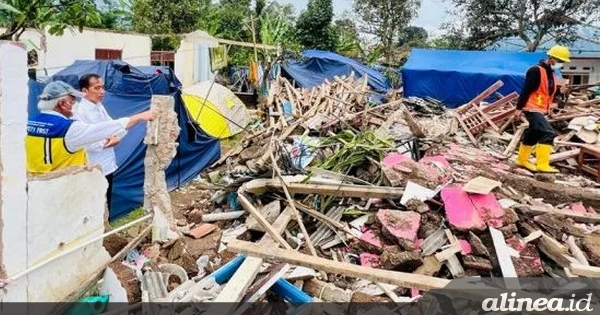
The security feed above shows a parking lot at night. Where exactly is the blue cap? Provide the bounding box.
[39,81,85,101]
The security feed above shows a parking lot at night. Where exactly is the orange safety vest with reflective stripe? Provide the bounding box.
[523,65,558,114]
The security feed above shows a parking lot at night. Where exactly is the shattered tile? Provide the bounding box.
[442,186,486,231]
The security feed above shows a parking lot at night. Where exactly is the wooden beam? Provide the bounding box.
[515,205,600,224]
[212,207,295,303]
[238,194,293,250]
[570,263,600,277]
[226,240,450,291]
[529,149,580,164]
[566,236,590,266]
[244,179,404,199]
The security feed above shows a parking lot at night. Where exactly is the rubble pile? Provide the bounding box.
[108,76,600,307]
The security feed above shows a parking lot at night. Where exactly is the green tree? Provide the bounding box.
[259,2,299,50]
[353,0,421,62]
[445,0,600,51]
[332,18,362,57]
[295,0,335,50]
[0,0,101,40]
[131,0,207,50]
[398,26,428,48]
[87,0,133,30]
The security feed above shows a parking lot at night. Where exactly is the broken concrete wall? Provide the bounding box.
[26,168,110,301]
[0,41,30,301]
[0,42,110,302]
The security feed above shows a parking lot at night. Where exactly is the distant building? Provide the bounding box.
[0,27,151,77]
[489,26,600,85]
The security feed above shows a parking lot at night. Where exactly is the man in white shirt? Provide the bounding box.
[73,74,124,207]
[26,81,156,175]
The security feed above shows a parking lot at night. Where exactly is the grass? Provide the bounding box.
[110,207,145,229]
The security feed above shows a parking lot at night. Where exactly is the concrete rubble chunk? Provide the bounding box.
[376,210,421,250]
[144,95,181,242]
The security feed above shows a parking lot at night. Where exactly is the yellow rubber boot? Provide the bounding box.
[515,144,537,172]
[536,144,559,173]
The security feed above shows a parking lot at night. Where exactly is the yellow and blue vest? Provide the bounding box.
[25,113,87,174]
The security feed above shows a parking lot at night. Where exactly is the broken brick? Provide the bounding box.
[187,223,217,239]
[462,255,493,272]
[380,246,423,271]
[360,229,384,252]
[468,232,490,257]
[376,210,421,250]
[359,253,380,269]
[506,237,544,277]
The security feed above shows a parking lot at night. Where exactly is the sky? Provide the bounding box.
[277,0,453,36]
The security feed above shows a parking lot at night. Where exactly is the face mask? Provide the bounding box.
[552,62,564,70]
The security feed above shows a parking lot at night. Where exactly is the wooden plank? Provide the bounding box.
[570,263,600,277]
[226,240,451,291]
[530,149,580,164]
[503,125,526,157]
[489,227,518,277]
[269,150,318,257]
[435,244,461,262]
[515,205,600,224]
[566,236,590,266]
[213,207,295,303]
[444,230,465,278]
[238,194,293,250]
[243,179,404,199]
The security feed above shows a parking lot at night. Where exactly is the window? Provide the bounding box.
[95,48,122,60]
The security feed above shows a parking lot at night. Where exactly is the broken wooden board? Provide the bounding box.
[226,240,450,291]
[489,227,518,278]
[515,205,600,224]
[462,176,502,195]
[243,178,404,199]
[212,207,295,304]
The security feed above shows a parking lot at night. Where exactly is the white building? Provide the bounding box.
[0,27,152,77]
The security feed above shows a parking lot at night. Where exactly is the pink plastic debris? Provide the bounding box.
[458,239,472,255]
[376,210,421,249]
[442,186,486,231]
[359,253,381,268]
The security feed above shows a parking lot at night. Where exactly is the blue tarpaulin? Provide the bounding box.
[401,49,548,108]
[281,50,391,94]
[28,60,221,220]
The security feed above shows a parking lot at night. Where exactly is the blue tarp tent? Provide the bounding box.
[28,60,221,220]
[281,50,391,94]
[401,49,547,108]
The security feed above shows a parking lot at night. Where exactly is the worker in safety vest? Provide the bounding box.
[514,45,570,173]
[26,81,156,174]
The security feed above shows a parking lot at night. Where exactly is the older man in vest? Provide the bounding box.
[514,45,571,173]
[26,81,156,174]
